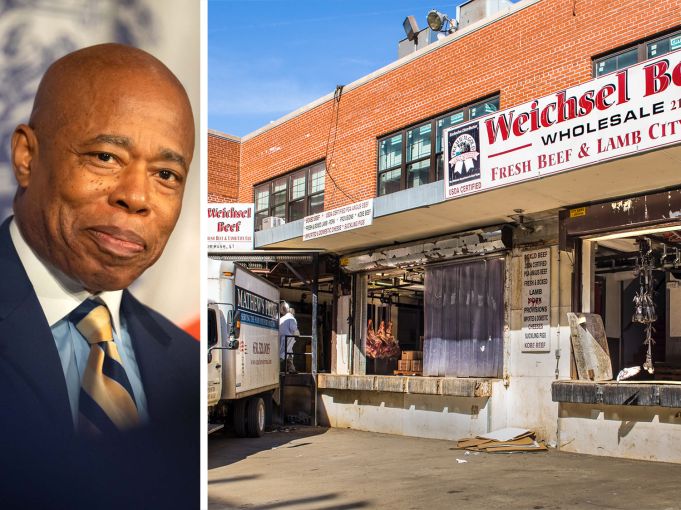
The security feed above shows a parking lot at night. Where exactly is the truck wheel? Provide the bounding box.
[232,399,247,437]
[247,397,266,437]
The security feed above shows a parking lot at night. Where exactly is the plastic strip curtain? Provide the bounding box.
[423,259,504,378]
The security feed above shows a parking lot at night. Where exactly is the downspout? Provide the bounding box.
[556,246,562,451]
[556,246,561,380]
[349,273,355,375]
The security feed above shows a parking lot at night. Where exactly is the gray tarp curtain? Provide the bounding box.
[424,258,504,378]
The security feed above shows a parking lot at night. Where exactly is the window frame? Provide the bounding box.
[376,95,500,197]
[593,28,681,77]
[253,160,325,230]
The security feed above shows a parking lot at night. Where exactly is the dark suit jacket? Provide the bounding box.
[0,217,199,508]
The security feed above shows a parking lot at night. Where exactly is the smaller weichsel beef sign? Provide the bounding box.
[207,203,254,251]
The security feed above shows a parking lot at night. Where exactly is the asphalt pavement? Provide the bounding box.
[208,426,681,510]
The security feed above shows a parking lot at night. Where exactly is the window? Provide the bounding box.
[595,48,638,77]
[254,161,325,230]
[377,96,499,196]
[207,308,217,348]
[594,30,681,77]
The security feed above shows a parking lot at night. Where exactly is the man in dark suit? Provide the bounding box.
[0,44,198,508]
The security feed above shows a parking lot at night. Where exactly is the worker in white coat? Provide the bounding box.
[279,302,299,373]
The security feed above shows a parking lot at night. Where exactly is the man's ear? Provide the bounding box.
[11,124,38,189]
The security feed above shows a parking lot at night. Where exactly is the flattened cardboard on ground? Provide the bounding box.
[485,442,548,453]
[567,312,612,381]
[456,428,547,453]
[456,437,493,449]
[456,436,535,449]
[476,427,531,442]
[487,437,535,447]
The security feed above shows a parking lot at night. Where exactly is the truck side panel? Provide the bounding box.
[225,266,280,399]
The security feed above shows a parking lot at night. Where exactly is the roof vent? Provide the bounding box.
[456,0,514,29]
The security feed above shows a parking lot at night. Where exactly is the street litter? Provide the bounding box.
[456,458,468,464]
[456,427,547,453]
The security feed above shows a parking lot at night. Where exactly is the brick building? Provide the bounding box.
[209,0,681,462]
[208,130,240,203]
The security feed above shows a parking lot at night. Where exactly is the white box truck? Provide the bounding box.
[208,259,280,436]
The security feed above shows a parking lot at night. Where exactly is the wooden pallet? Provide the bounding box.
[393,370,423,376]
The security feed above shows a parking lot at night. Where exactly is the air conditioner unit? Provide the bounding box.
[262,216,285,230]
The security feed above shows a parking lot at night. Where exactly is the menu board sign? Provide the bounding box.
[303,199,373,241]
[521,248,551,352]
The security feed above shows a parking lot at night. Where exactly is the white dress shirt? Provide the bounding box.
[9,219,148,425]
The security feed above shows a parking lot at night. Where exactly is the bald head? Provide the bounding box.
[30,43,193,144]
[12,43,195,292]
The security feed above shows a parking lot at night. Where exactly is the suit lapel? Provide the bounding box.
[121,290,173,424]
[0,218,73,435]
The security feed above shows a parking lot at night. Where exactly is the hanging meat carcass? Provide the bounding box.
[366,319,379,358]
[366,319,401,359]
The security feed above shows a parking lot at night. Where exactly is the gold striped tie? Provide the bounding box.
[72,299,140,435]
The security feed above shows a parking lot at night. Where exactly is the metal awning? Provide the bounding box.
[255,145,681,254]
[208,250,319,264]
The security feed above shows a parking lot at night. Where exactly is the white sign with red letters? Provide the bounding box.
[207,203,254,251]
[445,49,681,200]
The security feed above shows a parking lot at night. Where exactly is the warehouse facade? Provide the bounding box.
[209,0,681,462]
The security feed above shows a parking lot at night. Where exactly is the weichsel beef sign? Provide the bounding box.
[207,203,254,251]
[444,50,681,199]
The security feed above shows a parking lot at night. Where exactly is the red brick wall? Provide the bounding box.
[229,0,681,209]
[208,132,240,203]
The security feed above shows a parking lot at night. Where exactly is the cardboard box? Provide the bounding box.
[402,351,423,360]
[398,360,412,371]
[412,360,423,372]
